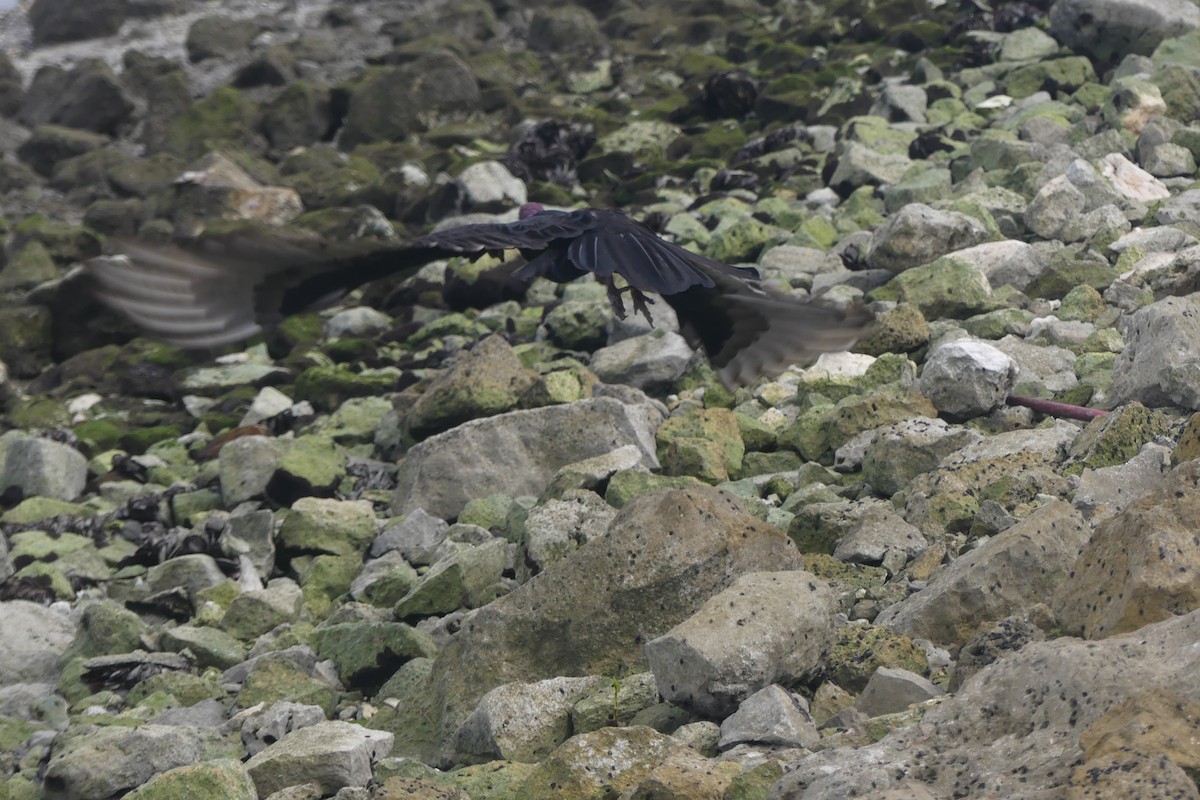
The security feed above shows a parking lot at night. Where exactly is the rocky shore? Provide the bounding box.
[0,0,1198,798]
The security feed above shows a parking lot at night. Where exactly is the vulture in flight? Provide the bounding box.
[88,204,871,387]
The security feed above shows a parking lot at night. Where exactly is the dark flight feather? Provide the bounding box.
[88,206,871,386]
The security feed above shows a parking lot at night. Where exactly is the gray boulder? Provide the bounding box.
[918,340,1018,419]
[1049,0,1200,62]
[43,724,220,800]
[0,601,75,685]
[854,666,945,717]
[0,435,87,502]
[772,610,1200,797]
[407,487,804,761]
[646,570,835,717]
[451,675,608,764]
[244,720,393,797]
[392,394,664,519]
[866,203,992,273]
[717,684,819,750]
[1112,294,1200,409]
[876,501,1090,644]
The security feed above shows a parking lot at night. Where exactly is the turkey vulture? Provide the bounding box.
[88,204,871,386]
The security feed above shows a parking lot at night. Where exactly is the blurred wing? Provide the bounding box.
[89,241,280,348]
[664,271,873,387]
[89,229,438,348]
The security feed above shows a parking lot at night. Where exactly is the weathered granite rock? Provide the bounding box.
[520,491,616,575]
[393,487,804,762]
[0,435,87,502]
[589,330,694,391]
[451,675,608,764]
[877,501,1091,644]
[854,666,946,717]
[771,610,1200,797]
[1050,0,1200,63]
[515,725,699,800]
[1054,459,1200,638]
[392,538,508,618]
[121,759,256,800]
[219,436,285,506]
[866,204,992,273]
[240,701,326,757]
[392,394,664,519]
[404,334,539,439]
[918,340,1018,419]
[43,724,223,800]
[220,578,304,641]
[1112,294,1200,409]
[0,601,75,685]
[244,721,393,797]
[646,571,835,717]
[370,508,450,565]
[717,684,819,750]
[859,417,983,498]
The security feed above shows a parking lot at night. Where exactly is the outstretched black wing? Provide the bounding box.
[88,208,871,385]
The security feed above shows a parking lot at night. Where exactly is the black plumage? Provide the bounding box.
[88,205,871,386]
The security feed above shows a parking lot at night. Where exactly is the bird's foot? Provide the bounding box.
[630,288,655,325]
[605,279,655,325]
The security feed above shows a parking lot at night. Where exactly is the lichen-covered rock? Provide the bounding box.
[340,52,481,148]
[859,417,983,497]
[0,601,75,685]
[1112,294,1200,409]
[451,675,608,764]
[646,571,835,717]
[310,621,436,692]
[393,394,664,520]
[404,334,540,439]
[401,487,803,761]
[393,538,509,618]
[1054,459,1200,638]
[118,759,257,800]
[866,204,992,273]
[244,721,393,797]
[515,725,696,800]
[877,501,1090,644]
[1049,0,1200,63]
[42,725,226,800]
[918,340,1018,419]
[775,611,1200,797]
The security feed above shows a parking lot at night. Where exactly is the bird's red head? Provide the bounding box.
[518,202,545,220]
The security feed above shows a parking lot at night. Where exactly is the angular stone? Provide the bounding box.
[855,666,946,717]
[451,675,608,764]
[866,203,992,273]
[393,539,508,618]
[717,684,819,750]
[0,436,87,502]
[877,501,1090,644]
[918,340,1018,419]
[646,571,835,717]
[0,601,75,685]
[405,487,803,761]
[244,721,393,797]
[1112,294,1200,409]
[393,395,664,520]
[1054,459,1200,638]
[43,724,219,800]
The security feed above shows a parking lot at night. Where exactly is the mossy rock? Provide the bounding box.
[823,625,930,692]
[161,87,265,160]
[294,365,397,411]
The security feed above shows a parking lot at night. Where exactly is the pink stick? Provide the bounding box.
[1005,394,1108,422]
